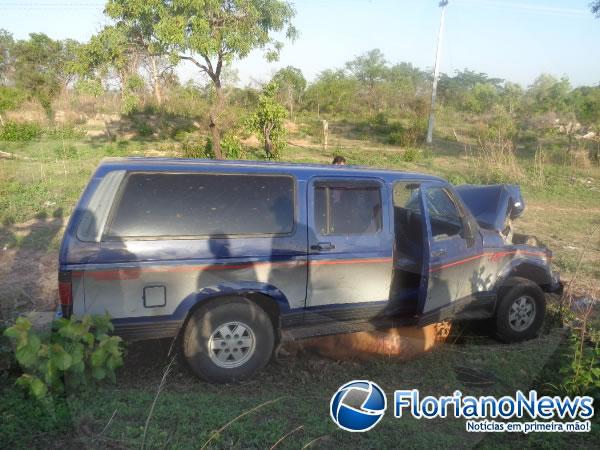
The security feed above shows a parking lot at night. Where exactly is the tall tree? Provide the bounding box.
[105,0,297,159]
[74,24,142,97]
[345,49,388,112]
[592,1,600,17]
[0,29,15,84]
[12,33,79,118]
[271,66,305,120]
[527,74,571,114]
[247,82,287,159]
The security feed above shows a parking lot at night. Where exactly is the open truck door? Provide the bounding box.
[415,183,483,324]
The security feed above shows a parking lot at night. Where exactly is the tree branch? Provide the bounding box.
[178,54,209,73]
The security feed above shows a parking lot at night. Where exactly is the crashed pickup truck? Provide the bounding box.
[58,159,562,381]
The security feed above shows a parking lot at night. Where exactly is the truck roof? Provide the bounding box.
[96,157,446,183]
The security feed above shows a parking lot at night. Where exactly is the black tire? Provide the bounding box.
[494,279,546,343]
[182,296,275,383]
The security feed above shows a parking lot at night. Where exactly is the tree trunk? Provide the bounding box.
[263,123,273,158]
[150,57,162,106]
[209,83,224,159]
[264,133,273,158]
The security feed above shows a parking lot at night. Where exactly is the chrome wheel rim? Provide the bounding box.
[508,295,536,332]
[208,321,256,369]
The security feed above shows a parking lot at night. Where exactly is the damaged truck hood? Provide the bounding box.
[454,184,525,232]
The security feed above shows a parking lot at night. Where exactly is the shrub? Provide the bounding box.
[182,137,213,159]
[384,118,427,147]
[3,315,124,400]
[556,331,600,398]
[132,118,154,137]
[0,121,42,142]
[45,125,86,140]
[401,147,422,162]
[447,173,468,185]
[221,133,245,159]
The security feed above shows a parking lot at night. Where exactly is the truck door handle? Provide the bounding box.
[311,242,335,251]
[431,249,447,258]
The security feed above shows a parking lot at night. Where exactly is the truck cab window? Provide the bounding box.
[424,187,463,240]
[315,183,382,235]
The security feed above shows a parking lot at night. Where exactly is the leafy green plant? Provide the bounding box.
[221,132,245,159]
[182,137,213,159]
[400,147,422,163]
[246,82,288,159]
[132,117,154,137]
[554,330,600,399]
[0,120,42,142]
[3,315,124,400]
[447,173,468,185]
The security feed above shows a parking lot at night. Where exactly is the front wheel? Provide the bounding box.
[182,297,275,383]
[493,280,546,343]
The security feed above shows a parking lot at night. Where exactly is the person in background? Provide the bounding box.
[332,155,346,165]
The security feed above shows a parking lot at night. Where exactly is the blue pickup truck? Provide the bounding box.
[58,158,562,382]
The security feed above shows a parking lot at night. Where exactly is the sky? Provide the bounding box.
[0,0,599,87]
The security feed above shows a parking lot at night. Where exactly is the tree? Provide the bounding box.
[271,66,305,120]
[304,69,358,115]
[12,33,79,118]
[462,82,499,114]
[591,1,600,18]
[345,49,388,112]
[0,86,25,125]
[106,0,297,159]
[141,54,175,105]
[346,49,387,87]
[0,29,14,84]
[571,86,600,126]
[500,82,524,115]
[74,25,142,98]
[247,82,287,159]
[526,74,571,114]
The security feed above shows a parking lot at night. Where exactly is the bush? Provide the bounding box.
[400,147,422,163]
[132,118,154,137]
[3,315,124,400]
[447,173,468,185]
[45,124,86,140]
[556,331,600,398]
[221,133,244,159]
[182,137,213,159]
[384,118,427,147]
[0,121,42,142]
[0,326,17,380]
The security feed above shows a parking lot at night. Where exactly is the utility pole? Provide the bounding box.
[426,0,448,145]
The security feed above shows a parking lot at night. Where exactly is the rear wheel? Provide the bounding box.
[494,280,546,343]
[182,297,275,382]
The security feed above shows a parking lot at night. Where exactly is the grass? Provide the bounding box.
[1,327,598,449]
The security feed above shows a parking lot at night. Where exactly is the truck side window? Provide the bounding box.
[105,173,294,238]
[315,183,382,235]
[424,187,463,240]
